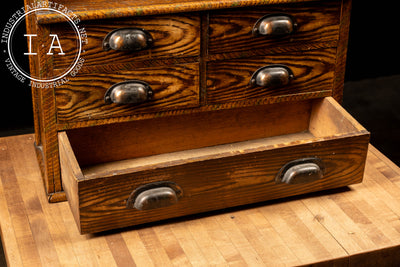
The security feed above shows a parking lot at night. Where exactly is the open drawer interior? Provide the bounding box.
[59,97,370,233]
[63,97,368,180]
[64,97,367,172]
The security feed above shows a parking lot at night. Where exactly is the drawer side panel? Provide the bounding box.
[58,132,82,232]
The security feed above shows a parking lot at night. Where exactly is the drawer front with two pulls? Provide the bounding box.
[60,97,369,234]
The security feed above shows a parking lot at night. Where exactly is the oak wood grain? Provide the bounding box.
[75,135,369,234]
[56,62,200,122]
[207,48,336,104]
[333,0,352,103]
[208,1,341,55]
[35,24,61,195]
[51,14,201,68]
[24,0,65,198]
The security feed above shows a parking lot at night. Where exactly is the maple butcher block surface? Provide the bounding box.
[2,134,400,266]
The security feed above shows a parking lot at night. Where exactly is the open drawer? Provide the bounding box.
[59,97,369,234]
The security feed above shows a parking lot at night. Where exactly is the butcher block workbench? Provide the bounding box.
[1,134,400,266]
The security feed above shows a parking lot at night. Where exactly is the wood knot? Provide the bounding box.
[314,214,324,222]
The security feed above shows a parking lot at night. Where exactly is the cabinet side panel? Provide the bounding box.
[333,0,352,103]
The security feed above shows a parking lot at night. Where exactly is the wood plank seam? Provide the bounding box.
[300,198,352,256]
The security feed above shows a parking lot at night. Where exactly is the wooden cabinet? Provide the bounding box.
[25,0,366,234]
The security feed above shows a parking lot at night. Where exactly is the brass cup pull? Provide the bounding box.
[253,14,297,36]
[249,65,294,88]
[103,27,153,51]
[127,182,183,211]
[276,158,324,185]
[104,80,153,105]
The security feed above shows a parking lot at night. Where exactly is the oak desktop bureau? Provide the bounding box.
[24,0,369,234]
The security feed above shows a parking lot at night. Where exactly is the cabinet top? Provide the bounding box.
[32,0,320,24]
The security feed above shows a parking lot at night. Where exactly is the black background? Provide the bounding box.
[1,1,399,163]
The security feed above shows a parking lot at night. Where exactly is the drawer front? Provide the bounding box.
[206,48,336,104]
[56,62,199,122]
[208,1,341,55]
[60,97,369,234]
[52,14,201,69]
[66,136,368,234]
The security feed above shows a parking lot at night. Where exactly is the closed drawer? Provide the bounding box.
[207,48,336,104]
[60,97,369,234]
[208,1,341,55]
[56,62,199,122]
[51,14,201,69]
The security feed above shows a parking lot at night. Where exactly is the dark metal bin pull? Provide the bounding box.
[127,181,183,211]
[103,27,153,51]
[133,187,178,211]
[104,80,153,105]
[276,158,324,185]
[249,65,294,88]
[253,14,297,37]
